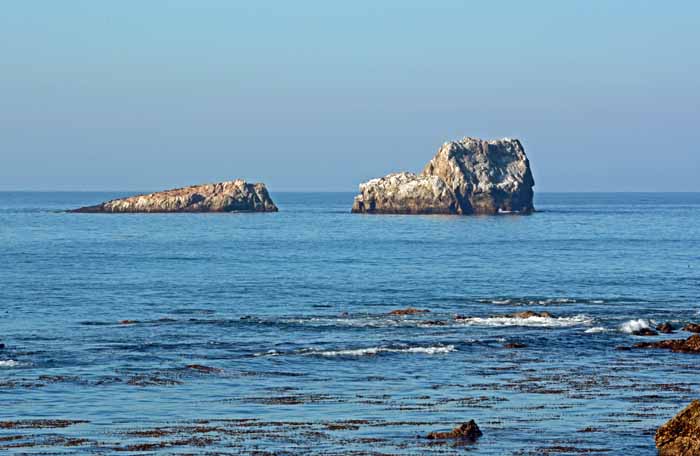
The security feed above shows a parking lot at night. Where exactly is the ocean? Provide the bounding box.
[1,192,699,455]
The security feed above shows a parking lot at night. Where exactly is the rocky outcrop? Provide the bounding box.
[634,335,700,354]
[352,137,534,215]
[423,137,534,214]
[682,323,700,333]
[351,172,457,214]
[72,180,278,213]
[656,401,700,456]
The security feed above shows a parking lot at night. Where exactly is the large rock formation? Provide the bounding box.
[72,180,278,213]
[656,401,700,456]
[352,137,534,215]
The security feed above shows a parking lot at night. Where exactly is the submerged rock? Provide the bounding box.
[388,307,430,316]
[634,335,700,354]
[503,342,527,349]
[656,400,700,456]
[658,323,676,334]
[509,311,553,319]
[632,327,659,336]
[352,137,534,215]
[72,180,277,213]
[427,420,482,440]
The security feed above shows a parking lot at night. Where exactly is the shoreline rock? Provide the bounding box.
[656,400,700,455]
[352,137,534,215]
[71,180,278,213]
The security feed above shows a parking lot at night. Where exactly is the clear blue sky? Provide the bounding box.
[1,1,698,191]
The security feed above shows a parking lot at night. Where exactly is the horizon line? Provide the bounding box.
[2,190,700,194]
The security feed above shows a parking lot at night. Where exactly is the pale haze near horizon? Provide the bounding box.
[1,1,698,192]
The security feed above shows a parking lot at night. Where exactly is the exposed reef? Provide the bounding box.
[352,137,534,215]
[72,180,277,213]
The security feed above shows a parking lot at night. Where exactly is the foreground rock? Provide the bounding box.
[634,335,700,354]
[427,420,482,440]
[72,180,277,213]
[352,137,534,215]
[656,400,700,456]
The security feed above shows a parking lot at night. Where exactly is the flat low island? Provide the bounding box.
[72,179,278,213]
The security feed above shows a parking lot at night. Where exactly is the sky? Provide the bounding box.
[1,1,698,192]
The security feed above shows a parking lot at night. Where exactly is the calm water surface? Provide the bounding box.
[1,192,699,455]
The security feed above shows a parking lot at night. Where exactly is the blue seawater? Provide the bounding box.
[0,192,699,454]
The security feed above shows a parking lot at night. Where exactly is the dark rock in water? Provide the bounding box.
[422,320,448,326]
[427,420,482,440]
[0,343,5,349]
[634,335,700,354]
[388,307,430,316]
[352,137,534,215]
[682,323,700,333]
[72,180,278,213]
[658,323,675,334]
[632,327,659,336]
[185,364,221,374]
[656,400,700,456]
[503,342,527,349]
[509,311,553,319]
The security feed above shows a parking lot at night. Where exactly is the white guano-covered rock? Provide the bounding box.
[351,172,457,214]
[352,136,535,215]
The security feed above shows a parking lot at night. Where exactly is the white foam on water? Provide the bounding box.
[620,319,650,334]
[456,314,593,328]
[0,360,20,368]
[584,326,609,334]
[254,349,281,357]
[312,345,456,357]
[591,300,605,304]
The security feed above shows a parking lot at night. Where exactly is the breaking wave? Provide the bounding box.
[620,319,651,334]
[255,345,456,357]
[456,314,593,328]
[313,345,456,357]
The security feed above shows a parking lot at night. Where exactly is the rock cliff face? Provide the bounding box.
[351,137,534,215]
[656,400,700,456]
[72,180,278,213]
[422,137,534,214]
